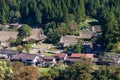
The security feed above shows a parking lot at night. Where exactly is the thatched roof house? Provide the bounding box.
[92,25,102,32]
[0,29,46,42]
[23,29,46,41]
[79,30,93,39]
[68,22,78,31]
[0,31,18,42]
[60,35,79,47]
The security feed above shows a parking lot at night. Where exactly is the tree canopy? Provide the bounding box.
[0,0,119,50]
[18,24,32,39]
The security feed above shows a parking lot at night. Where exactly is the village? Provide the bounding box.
[0,0,119,79]
[0,18,119,69]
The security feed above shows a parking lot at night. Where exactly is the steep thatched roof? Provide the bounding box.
[92,25,102,32]
[0,31,18,41]
[0,29,46,42]
[24,29,46,41]
[60,35,78,47]
[79,30,93,39]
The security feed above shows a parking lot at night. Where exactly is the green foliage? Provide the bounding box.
[9,62,39,80]
[8,37,15,46]
[93,65,120,80]
[74,41,83,53]
[103,12,120,51]
[65,41,83,53]
[0,0,119,50]
[18,24,32,39]
[0,61,13,80]
[15,36,23,45]
[16,45,23,53]
[0,0,9,24]
[58,23,68,36]
[111,42,120,53]
[45,22,60,44]
[26,38,36,44]
[48,68,60,79]
[25,44,31,53]
[62,58,93,80]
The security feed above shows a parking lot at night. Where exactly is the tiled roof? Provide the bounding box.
[0,49,18,55]
[65,58,80,62]
[70,53,85,58]
[54,53,66,58]
[44,56,54,61]
[21,54,38,60]
[85,54,94,58]
[12,54,38,60]
[12,54,26,60]
[70,53,94,59]
[38,57,44,62]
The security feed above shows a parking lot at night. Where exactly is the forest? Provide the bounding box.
[0,0,120,52]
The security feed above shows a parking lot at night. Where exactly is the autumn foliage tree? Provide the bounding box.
[9,62,39,80]
[62,58,93,80]
[16,45,23,53]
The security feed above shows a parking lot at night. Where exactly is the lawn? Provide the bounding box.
[44,52,54,56]
[7,47,16,50]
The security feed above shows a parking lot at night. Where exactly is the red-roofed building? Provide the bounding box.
[70,53,86,59]
[54,53,67,62]
[85,54,94,59]
[70,53,94,60]
[64,53,95,65]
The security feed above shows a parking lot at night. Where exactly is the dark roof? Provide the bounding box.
[65,58,80,62]
[54,53,67,58]
[21,54,37,60]
[82,26,89,30]
[44,56,54,61]
[12,54,38,60]
[9,23,18,26]
[38,57,44,61]
[0,49,18,55]
[12,54,26,60]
